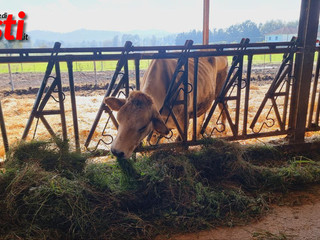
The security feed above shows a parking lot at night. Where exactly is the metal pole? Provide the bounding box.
[289,0,320,143]
[203,0,210,45]
[235,54,243,136]
[243,54,252,136]
[192,57,199,141]
[7,62,14,91]
[93,61,97,86]
[135,59,140,90]
[55,62,68,141]
[308,51,320,128]
[67,61,81,152]
[0,101,9,154]
[183,58,189,143]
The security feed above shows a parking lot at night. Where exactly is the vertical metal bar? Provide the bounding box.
[183,58,189,143]
[288,0,311,131]
[243,54,252,136]
[308,51,320,128]
[55,62,68,141]
[22,42,61,140]
[7,62,14,91]
[192,57,199,141]
[67,61,80,152]
[0,101,9,154]
[93,61,97,86]
[124,59,129,97]
[135,59,140,90]
[282,59,293,130]
[203,0,210,45]
[235,56,243,136]
[315,53,320,126]
[289,0,320,143]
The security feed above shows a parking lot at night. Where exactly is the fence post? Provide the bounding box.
[93,61,97,86]
[0,101,9,155]
[7,63,14,91]
[289,0,320,143]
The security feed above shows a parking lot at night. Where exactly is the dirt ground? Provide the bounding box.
[161,185,320,240]
[1,64,320,239]
[0,63,278,93]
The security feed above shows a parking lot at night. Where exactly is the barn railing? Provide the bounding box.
[0,39,319,156]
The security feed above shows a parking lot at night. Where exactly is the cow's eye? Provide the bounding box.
[138,125,148,133]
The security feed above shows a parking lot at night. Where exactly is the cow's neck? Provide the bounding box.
[141,59,174,112]
[142,84,167,112]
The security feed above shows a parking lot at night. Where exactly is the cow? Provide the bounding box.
[104,55,228,159]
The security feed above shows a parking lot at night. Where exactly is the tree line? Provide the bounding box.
[1,19,300,48]
[175,19,299,45]
[117,20,299,46]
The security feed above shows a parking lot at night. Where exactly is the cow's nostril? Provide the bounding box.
[111,148,125,158]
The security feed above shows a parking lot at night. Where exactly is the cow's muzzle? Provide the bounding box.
[111,148,125,158]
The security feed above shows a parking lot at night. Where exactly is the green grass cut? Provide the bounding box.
[1,138,320,239]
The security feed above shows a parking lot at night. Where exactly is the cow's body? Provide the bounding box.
[141,57,228,130]
[105,55,228,158]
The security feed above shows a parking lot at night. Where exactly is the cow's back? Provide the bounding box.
[141,56,228,127]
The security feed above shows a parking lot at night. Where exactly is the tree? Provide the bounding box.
[121,34,132,46]
[120,34,140,46]
[286,20,299,28]
[212,28,227,43]
[112,35,120,47]
[259,20,285,35]
[175,30,203,45]
[238,20,262,42]
[150,35,157,46]
[131,34,140,46]
[224,20,262,43]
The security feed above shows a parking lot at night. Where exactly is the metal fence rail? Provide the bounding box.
[0,38,319,156]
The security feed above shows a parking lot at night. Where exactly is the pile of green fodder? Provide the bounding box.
[1,138,320,240]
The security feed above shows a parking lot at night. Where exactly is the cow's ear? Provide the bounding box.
[104,97,126,111]
[152,111,169,135]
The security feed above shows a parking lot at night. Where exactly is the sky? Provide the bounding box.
[3,0,302,33]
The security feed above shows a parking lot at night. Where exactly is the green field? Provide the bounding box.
[0,54,286,74]
[0,59,153,74]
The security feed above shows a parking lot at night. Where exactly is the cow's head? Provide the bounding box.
[104,91,169,159]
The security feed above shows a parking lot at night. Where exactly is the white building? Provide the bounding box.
[265,27,297,42]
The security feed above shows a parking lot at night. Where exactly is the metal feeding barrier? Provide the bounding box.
[0,36,319,156]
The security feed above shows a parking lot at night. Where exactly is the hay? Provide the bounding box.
[7,138,86,174]
[1,139,320,239]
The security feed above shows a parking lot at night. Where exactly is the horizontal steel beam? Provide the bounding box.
[0,47,301,64]
[0,41,296,55]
